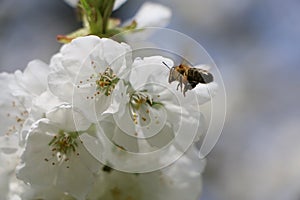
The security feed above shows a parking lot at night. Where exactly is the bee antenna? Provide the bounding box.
[162,61,171,70]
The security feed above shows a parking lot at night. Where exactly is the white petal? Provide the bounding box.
[60,36,101,79]
[99,115,139,152]
[14,60,49,96]
[0,135,19,154]
[0,151,22,200]
[184,82,218,106]
[0,73,19,136]
[92,170,141,200]
[46,104,91,131]
[30,90,63,119]
[130,56,173,90]
[0,73,28,146]
[95,39,131,75]
[139,147,205,200]
[133,2,172,28]
[113,0,127,11]
[48,54,75,102]
[62,36,131,78]
[102,80,128,115]
[63,0,79,7]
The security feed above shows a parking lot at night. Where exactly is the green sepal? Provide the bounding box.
[57,27,90,43]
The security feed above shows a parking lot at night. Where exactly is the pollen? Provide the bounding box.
[128,91,163,127]
[5,102,28,135]
[79,65,119,100]
[95,67,120,96]
[48,130,81,162]
[16,117,22,123]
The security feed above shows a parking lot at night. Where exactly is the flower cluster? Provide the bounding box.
[0,35,213,200]
[0,1,217,200]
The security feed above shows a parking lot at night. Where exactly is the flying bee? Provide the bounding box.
[162,61,214,96]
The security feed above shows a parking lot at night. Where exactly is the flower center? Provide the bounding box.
[48,130,80,159]
[129,90,162,125]
[77,66,120,99]
[96,67,120,96]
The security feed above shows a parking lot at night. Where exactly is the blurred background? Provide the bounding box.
[1,0,300,200]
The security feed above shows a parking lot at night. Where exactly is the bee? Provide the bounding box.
[162,61,213,96]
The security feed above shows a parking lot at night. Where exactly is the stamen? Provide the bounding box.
[77,65,119,99]
[5,102,28,135]
[47,130,81,165]
[128,91,158,126]
[95,67,119,96]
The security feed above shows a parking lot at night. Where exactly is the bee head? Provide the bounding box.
[201,71,214,83]
[168,67,177,83]
[162,61,180,83]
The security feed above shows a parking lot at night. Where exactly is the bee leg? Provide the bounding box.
[183,85,187,97]
[177,83,181,90]
[179,75,183,92]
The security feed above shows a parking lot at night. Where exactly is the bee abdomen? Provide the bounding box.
[187,68,213,84]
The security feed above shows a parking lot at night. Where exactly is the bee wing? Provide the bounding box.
[194,64,211,70]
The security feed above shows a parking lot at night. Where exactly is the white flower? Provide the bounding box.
[89,56,203,172]
[48,36,132,122]
[64,0,127,11]
[0,60,50,152]
[17,105,101,200]
[86,146,205,200]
